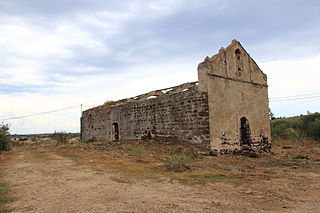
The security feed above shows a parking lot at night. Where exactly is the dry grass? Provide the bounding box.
[0,136,318,213]
[272,138,319,149]
[45,138,319,187]
[12,137,320,186]
[0,169,14,213]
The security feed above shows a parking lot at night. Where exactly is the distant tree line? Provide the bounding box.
[271,112,320,141]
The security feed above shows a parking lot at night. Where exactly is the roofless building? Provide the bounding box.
[81,40,271,152]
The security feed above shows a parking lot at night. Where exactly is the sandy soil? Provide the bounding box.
[1,143,320,213]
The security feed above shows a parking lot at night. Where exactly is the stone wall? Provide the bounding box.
[81,87,210,149]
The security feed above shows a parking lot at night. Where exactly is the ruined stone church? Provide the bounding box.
[81,40,271,152]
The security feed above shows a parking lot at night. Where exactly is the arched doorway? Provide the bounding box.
[240,117,252,146]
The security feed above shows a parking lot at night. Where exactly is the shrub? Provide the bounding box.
[303,116,320,140]
[131,146,146,158]
[51,131,68,145]
[18,137,29,141]
[282,128,300,140]
[271,113,320,141]
[0,124,11,151]
[164,154,191,172]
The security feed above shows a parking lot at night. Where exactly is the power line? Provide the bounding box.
[269,95,320,102]
[270,97,320,109]
[270,92,320,100]
[0,105,80,121]
[82,105,97,107]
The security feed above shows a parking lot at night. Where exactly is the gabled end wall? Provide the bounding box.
[198,40,271,152]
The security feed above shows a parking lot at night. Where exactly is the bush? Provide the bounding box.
[164,154,191,172]
[51,131,68,145]
[271,113,320,141]
[0,124,11,151]
[131,146,146,158]
[301,114,320,140]
[18,137,29,141]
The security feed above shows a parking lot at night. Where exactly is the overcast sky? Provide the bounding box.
[0,0,319,134]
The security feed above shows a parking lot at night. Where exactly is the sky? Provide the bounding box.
[0,0,319,134]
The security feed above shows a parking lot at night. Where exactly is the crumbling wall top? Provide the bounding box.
[87,81,199,111]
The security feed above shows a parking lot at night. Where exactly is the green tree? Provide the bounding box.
[0,124,11,151]
[269,108,276,120]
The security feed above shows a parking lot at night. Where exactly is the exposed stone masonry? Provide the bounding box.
[81,84,211,149]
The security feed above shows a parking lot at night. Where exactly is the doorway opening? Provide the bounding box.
[112,122,119,141]
[240,117,252,146]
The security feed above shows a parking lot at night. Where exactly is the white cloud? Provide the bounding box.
[260,55,320,117]
[1,0,320,133]
[0,59,197,134]
[260,55,320,97]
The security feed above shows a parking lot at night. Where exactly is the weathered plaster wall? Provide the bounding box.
[81,88,210,149]
[198,40,271,152]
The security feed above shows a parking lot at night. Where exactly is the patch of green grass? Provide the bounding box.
[0,196,14,203]
[131,146,146,158]
[0,207,9,213]
[170,172,228,186]
[0,188,6,196]
[164,154,191,172]
[0,170,14,212]
[189,172,226,181]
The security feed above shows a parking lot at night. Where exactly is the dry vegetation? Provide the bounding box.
[0,170,14,213]
[0,137,320,212]
[53,138,320,184]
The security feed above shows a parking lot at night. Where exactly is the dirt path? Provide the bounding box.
[2,147,320,213]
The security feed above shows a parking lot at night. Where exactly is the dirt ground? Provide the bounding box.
[1,139,320,213]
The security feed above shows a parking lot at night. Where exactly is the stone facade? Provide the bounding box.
[81,40,271,152]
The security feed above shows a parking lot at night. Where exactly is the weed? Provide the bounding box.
[190,173,226,181]
[164,154,191,172]
[131,146,146,158]
[171,172,229,185]
[0,170,14,212]
[0,187,6,196]
[0,208,9,213]
[0,197,14,203]
[51,131,68,145]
